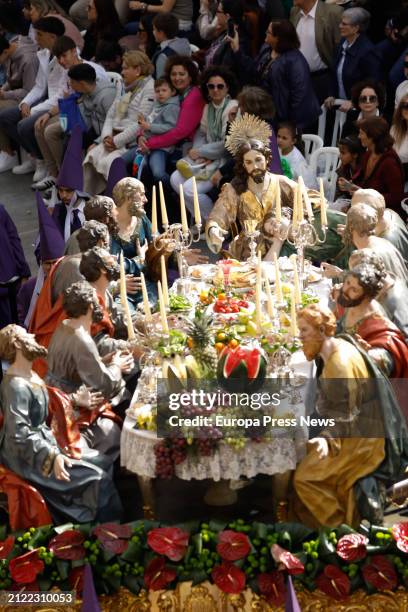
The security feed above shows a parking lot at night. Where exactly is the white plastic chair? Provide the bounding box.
[105,71,124,98]
[301,134,323,163]
[318,99,347,147]
[309,146,340,203]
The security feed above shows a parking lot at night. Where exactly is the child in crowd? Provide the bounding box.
[334,135,364,209]
[277,122,316,188]
[133,77,180,181]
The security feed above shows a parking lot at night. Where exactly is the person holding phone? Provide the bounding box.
[203,0,250,86]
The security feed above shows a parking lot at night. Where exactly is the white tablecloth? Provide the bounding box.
[120,269,332,480]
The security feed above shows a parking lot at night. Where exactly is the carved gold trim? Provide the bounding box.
[2,586,408,612]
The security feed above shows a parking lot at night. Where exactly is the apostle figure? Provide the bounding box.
[293,304,408,527]
[0,324,122,523]
[342,204,408,281]
[336,264,408,379]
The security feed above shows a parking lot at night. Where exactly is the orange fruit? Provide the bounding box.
[187,338,194,349]
[216,332,227,341]
[215,342,225,352]
[228,339,239,348]
[217,292,226,301]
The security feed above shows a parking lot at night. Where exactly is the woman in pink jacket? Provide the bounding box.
[137,55,205,187]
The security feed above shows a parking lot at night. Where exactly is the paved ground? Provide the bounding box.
[0,169,38,275]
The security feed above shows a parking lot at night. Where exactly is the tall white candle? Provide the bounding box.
[292,183,299,229]
[255,252,262,333]
[140,271,152,322]
[319,178,328,227]
[119,252,136,340]
[263,267,275,319]
[159,181,168,228]
[297,177,304,222]
[290,287,298,337]
[273,253,283,302]
[157,281,169,334]
[151,185,158,234]
[160,255,169,307]
[275,177,282,222]
[290,254,301,304]
[191,176,202,226]
[179,184,189,234]
[299,176,313,219]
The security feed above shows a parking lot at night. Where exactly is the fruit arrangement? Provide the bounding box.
[213,295,250,314]
[217,345,267,392]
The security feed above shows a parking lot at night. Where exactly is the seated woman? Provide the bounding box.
[391,93,408,175]
[334,135,364,206]
[342,79,385,138]
[341,117,405,213]
[170,66,238,221]
[83,51,155,195]
[137,55,205,189]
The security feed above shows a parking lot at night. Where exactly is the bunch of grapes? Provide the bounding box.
[154,441,174,478]
[196,438,217,457]
[170,437,188,465]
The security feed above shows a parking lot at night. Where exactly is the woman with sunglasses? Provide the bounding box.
[342,79,386,138]
[170,66,238,220]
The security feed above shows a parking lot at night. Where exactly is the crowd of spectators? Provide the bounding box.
[0,0,408,218]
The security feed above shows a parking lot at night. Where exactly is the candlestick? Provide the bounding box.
[299,176,313,220]
[297,177,304,222]
[119,252,135,340]
[157,280,169,334]
[290,287,298,338]
[289,254,301,304]
[179,184,189,234]
[191,176,202,227]
[151,185,157,234]
[292,183,299,229]
[319,178,328,227]
[273,253,283,303]
[159,181,168,228]
[263,267,275,319]
[160,255,169,307]
[275,177,282,222]
[140,271,152,322]
[255,252,262,334]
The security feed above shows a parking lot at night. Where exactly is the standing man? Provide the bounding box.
[291,0,343,103]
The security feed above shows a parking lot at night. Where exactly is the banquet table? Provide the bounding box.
[120,263,332,514]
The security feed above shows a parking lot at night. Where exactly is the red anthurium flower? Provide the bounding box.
[93,523,131,554]
[68,567,85,595]
[0,536,15,559]
[147,527,189,562]
[212,562,246,594]
[362,555,398,591]
[336,533,368,562]
[9,550,44,584]
[392,523,408,553]
[217,530,251,561]
[316,565,350,601]
[93,523,132,541]
[258,571,286,606]
[144,556,177,591]
[49,530,86,560]
[271,544,305,575]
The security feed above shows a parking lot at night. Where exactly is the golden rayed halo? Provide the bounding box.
[225,113,272,157]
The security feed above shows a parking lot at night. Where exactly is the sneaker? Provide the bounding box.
[12,158,35,174]
[0,151,18,173]
[176,159,194,179]
[32,160,47,182]
[31,175,56,191]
